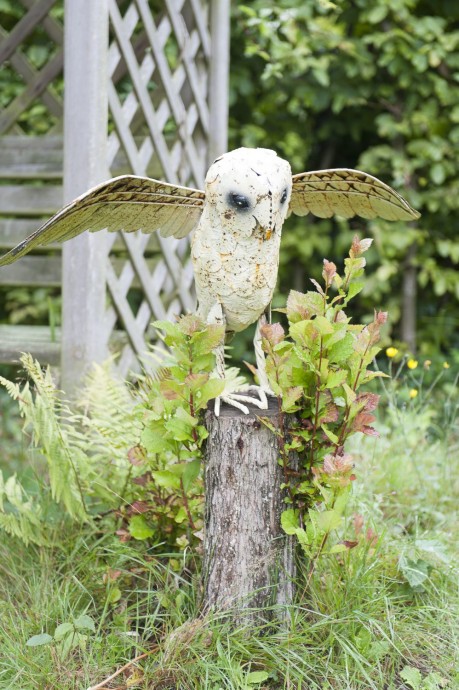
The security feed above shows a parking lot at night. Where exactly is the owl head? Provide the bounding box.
[204,147,292,240]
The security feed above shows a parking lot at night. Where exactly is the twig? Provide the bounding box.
[86,647,158,690]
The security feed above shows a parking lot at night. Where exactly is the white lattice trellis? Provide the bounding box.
[0,0,230,387]
[103,0,214,377]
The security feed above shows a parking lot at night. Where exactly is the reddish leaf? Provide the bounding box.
[341,540,359,550]
[322,259,337,287]
[160,379,182,400]
[355,392,380,412]
[352,411,379,436]
[103,568,122,583]
[260,322,285,346]
[179,314,205,335]
[323,452,354,475]
[116,529,132,543]
[132,472,151,487]
[130,500,151,514]
[310,278,325,296]
[318,402,340,425]
[350,235,373,258]
[365,528,378,545]
[353,513,364,535]
[127,445,147,466]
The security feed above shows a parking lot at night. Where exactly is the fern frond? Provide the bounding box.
[0,472,47,546]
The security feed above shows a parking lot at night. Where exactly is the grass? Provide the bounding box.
[0,379,458,689]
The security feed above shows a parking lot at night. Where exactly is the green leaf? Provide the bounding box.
[196,378,226,407]
[153,320,184,343]
[54,622,74,640]
[328,333,355,364]
[431,162,446,185]
[326,369,348,389]
[415,539,450,564]
[108,587,122,604]
[282,386,303,411]
[343,383,356,405]
[286,290,323,322]
[181,458,201,492]
[58,630,79,659]
[26,633,53,647]
[290,320,319,347]
[400,666,422,690]
[281,509,299,535]
[313,315,334,335]
[346,281,364,301]
[246,670,269,684]
[322,425,339,444]
[399,556,429,589]
[74,615,95,632]
[164,411,196,442]
[191,325,225,354]
[316,509,342,532]
[128,515,155,540]
[295,527,311,549]
[366,5,388,23]
[141,427,172,453]
[151,470,181,491]
[174,506,188,524]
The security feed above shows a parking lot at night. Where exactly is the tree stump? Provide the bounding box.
[202,397,296,620]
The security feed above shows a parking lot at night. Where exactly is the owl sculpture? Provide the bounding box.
[0,147,419,414]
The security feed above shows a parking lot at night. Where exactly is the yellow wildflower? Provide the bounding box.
[407,359,418,370]
[443,362,450,369]
[409,389,418,399]
[424,360,431,370]
[386,347,398,358]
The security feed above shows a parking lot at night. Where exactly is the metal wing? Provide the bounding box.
[290,169,420,221]
[0,175,205,267]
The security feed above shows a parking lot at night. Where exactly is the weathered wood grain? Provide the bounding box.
[0,185,63,216]
[203,398,296,621]
[0,325,61,365]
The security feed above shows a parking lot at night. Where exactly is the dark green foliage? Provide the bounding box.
[230,0,459,354]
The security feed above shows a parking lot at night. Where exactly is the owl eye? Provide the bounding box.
[228,192,251,210]
[280,188,289,204]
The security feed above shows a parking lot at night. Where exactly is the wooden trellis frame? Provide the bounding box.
[0,0,229,390]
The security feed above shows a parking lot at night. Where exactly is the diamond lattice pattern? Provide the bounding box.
[0,0,63,135]
[105,0,210,376]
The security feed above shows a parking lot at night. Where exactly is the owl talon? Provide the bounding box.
[214,386,275,416]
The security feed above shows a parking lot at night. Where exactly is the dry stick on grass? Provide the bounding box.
[86,647,159,690]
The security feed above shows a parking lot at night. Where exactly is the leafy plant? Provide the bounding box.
[261,236,387,570]
[119,315,225,547]
[26,614,96,660]
[400,665,449,690]
[0,356,139,543]
[0,318,226,551]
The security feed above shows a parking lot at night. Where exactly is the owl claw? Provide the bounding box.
[214,385,275,416]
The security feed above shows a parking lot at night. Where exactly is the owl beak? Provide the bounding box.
[252,215,275,240]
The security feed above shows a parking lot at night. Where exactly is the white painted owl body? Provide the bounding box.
[192,148,292,332]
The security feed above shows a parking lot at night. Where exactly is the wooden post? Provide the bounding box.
[61,0,110,393]
[208,0,230,164]
[202,399,296,621]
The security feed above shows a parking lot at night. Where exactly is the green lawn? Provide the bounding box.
[0,385,458,690]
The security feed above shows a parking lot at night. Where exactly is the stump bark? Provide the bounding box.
[202,397,296,619]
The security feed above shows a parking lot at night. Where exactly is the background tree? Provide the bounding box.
[230,0,459,357]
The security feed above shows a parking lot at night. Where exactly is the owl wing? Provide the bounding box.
[0,175,205,267]
[290,169,420,221]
